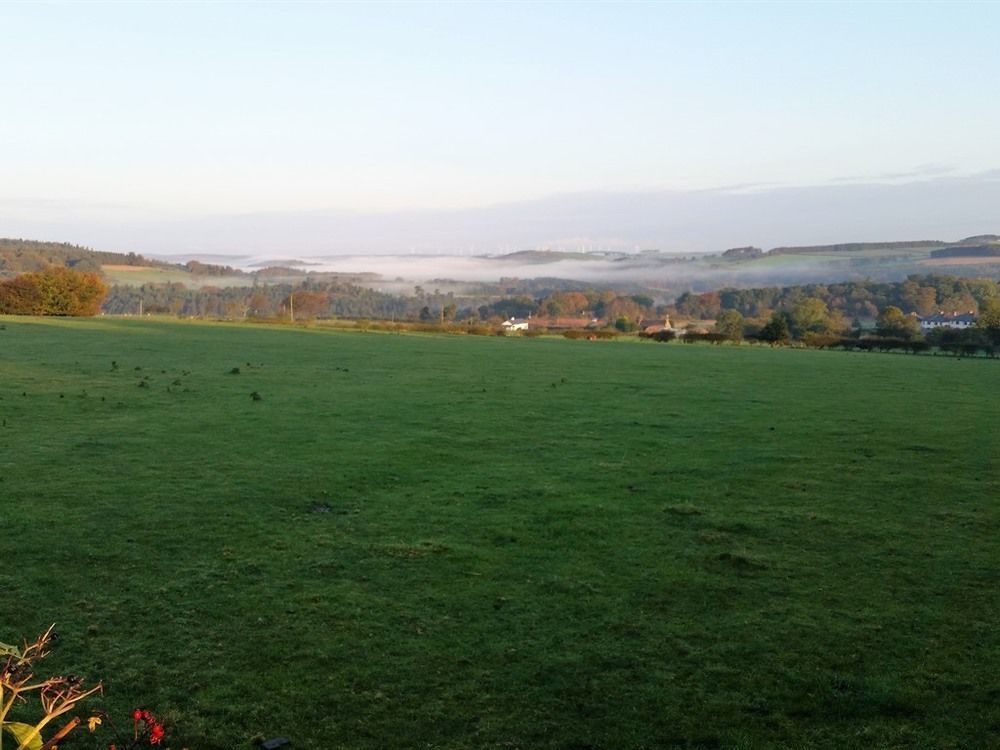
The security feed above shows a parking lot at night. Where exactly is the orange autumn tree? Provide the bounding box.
[0,267,107,316]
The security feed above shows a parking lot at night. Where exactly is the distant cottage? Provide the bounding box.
[639,316,672,335]
[917,311,978,331]
[501,317,530,333]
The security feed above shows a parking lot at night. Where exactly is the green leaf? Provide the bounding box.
[3,722,43,750]
[0,642,21,658]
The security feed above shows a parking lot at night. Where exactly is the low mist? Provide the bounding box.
[4,171,999,269]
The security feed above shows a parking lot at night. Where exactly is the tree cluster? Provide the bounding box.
[103,279,410,320]
[721,246,764,260]
[476,289,655,324]
[184,260,249,277]
[0,238,165,277]
[673,275,998,321]
[0,267,108,316]
[929,246,1000,259]
[704,300,1000,356]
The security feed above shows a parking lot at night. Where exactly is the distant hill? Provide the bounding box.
[767,240,944,256]
[950,234,1000,246]
[930,245,1000,259]
[494,250,611,264]
[0,238,262,283]
[721,246,764,260]
[0,238,173,276]
[765,235,1000,257]
[3,234,999,298]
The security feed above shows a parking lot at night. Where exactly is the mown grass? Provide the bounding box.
[1,317,997,750]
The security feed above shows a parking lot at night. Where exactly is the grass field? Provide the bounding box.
[1,317,998,750]
[729,247,934,271]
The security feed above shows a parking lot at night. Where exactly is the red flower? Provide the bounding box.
[132,709,143,721]
[149,722,165,745]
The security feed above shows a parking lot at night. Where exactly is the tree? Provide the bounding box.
[875,306,920,340]
[791,298,834,336]
[606,296,643,325]
[284,290,328,321]
[673,290,722,319]
[246,290,273,318]
[224,299,249,320]
[900,281,938,316]
[757,312,791,345]
[479,296,536,321]
[978,299,1000,344]
[713,309,744,342]
[0,275,41,314]
[544,298,566,317]
[614,316,638,333]
[0,267,107,316]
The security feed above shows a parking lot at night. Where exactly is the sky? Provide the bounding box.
[2,1,999,256]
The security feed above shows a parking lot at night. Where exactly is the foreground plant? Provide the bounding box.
[0,626,102,750]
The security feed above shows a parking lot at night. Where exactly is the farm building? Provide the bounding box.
[917,312,978,331]
[639,317,672,334]
[501,317,530,333]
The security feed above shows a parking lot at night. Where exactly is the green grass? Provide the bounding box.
[1,317,998,750]
[730,247,935,270]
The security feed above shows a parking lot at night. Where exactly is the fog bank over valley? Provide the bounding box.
[152,251,704,286]
[7,172,1000,266]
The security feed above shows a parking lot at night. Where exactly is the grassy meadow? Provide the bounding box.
[1,317,998,749]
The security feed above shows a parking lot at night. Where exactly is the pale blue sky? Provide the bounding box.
[2,1,999,250]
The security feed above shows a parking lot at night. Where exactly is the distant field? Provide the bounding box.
[735,246,934,270]
[920,256,1000,267]
[1,318,997,749]
[102,264,157,272]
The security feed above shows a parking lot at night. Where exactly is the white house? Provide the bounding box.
[501,317,530,333]
[917,311,978,331]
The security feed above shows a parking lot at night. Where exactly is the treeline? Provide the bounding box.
[183,260,250,277]
[0,267,107,315]
[101,273,1000,340]
[653,329,999,357]
[767,240,943,256]
[930,246,1000,259]
[764,235,998,256]
[0,238,166,276]
[475,289,653,322]
[103,280,411,320]
[459,276,634,297]
[646,303,1000,357]
[672,275,999,320]
[5,265,1000,357]
[101,280,657,326]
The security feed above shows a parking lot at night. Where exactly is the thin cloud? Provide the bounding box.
[830,163,957,183]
